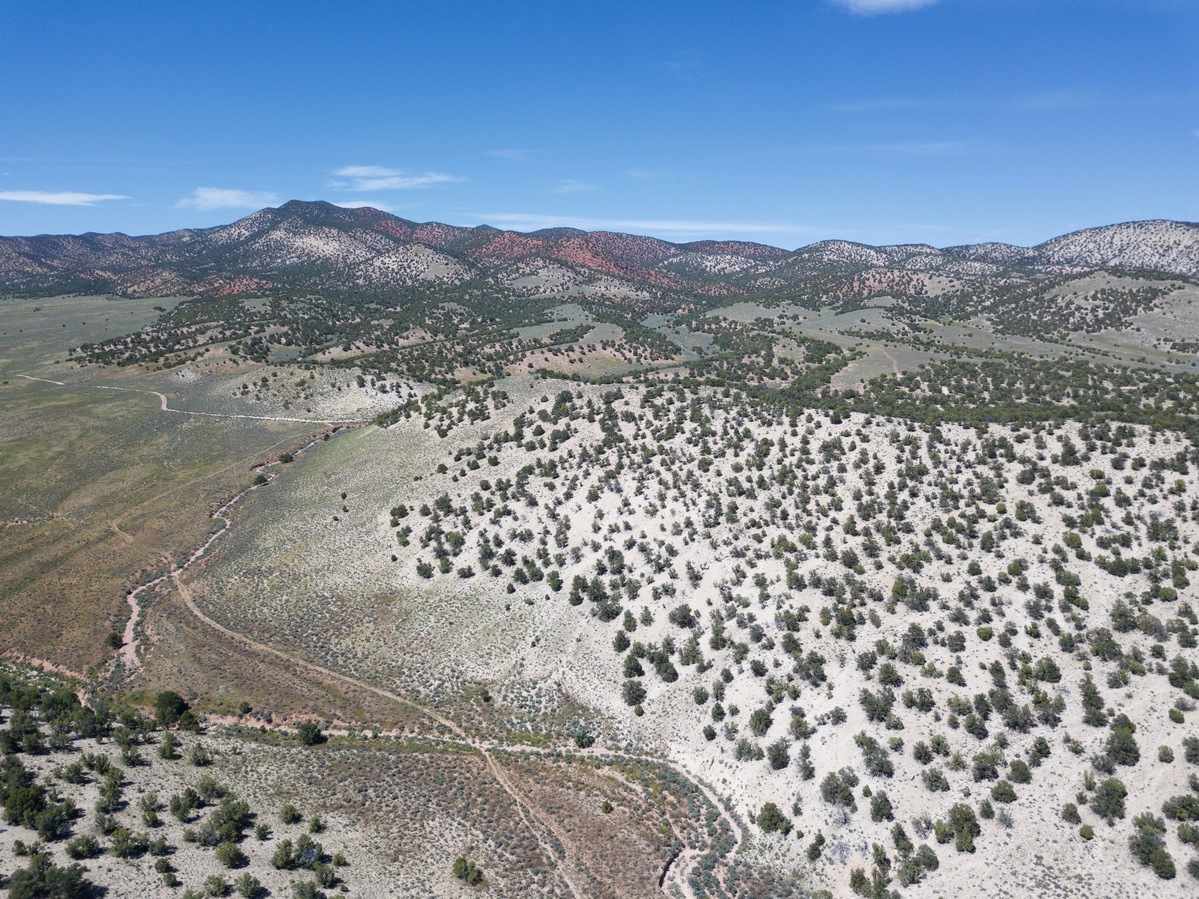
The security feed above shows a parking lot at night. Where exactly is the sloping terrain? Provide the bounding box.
[2,202,1196,308]
[2,212,1199,897]
[183,376,1199,898]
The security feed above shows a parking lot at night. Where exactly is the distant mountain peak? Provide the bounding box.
[1,206,1196,301]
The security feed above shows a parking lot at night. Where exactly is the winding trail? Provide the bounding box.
[172,548,728,899]
[89,403,741,897]
[16,364,738,896]
[879,345,901,374]
[0,651,87,682]
[174,552,589,898]
[116,425,359,673]
[15,371,367,669]
[93,384,366,425]
[17,373,66,386]
[15,372,365,425]
[101,420,589,896]
[109,519,134,545]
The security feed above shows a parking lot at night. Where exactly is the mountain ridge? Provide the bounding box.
[1,200,1196,301]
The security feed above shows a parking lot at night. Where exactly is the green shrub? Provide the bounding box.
[1106,722,1140,766]
[1090,777,1127,823]
[235,873,264,898]
[216,841,248,868]
[991,780,1017,803]
[1151,849,1176,879]
[272,838,297,870]
[820,769,859,810]
[870,791,893,822]
[159,732,180,760]
[1130,813,1176,879]
[6,854,94,899]
[1162,793,1199,821]
[757,802,792,835]
[621,680,646,706]
[109,828,148,859]
[452,856,483,885]
[749,708,773,737]
[1186,737,1199,764]
[154,691,190,726]
[280,804,302,825]
[947,803,980,853]
[806,832,826,861]
[296,723,324,746]
[767,739,790,770]
[64,834,100,859]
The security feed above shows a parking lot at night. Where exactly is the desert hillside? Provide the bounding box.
[1,209,1198,897]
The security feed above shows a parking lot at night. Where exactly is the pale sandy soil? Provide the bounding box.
[0,729,472,898]
[179,373,1199,896]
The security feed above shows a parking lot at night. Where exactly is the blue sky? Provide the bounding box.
[1,0,1197,247]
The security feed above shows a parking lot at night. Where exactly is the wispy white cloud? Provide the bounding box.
[552,180,597,194]
[655,52,712,81]
[0,190,129,206]
[330,165,463,191]
[476,212,810,237]
[333,165,396,179]
[176,187,279,211]
[831,0,941,14]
